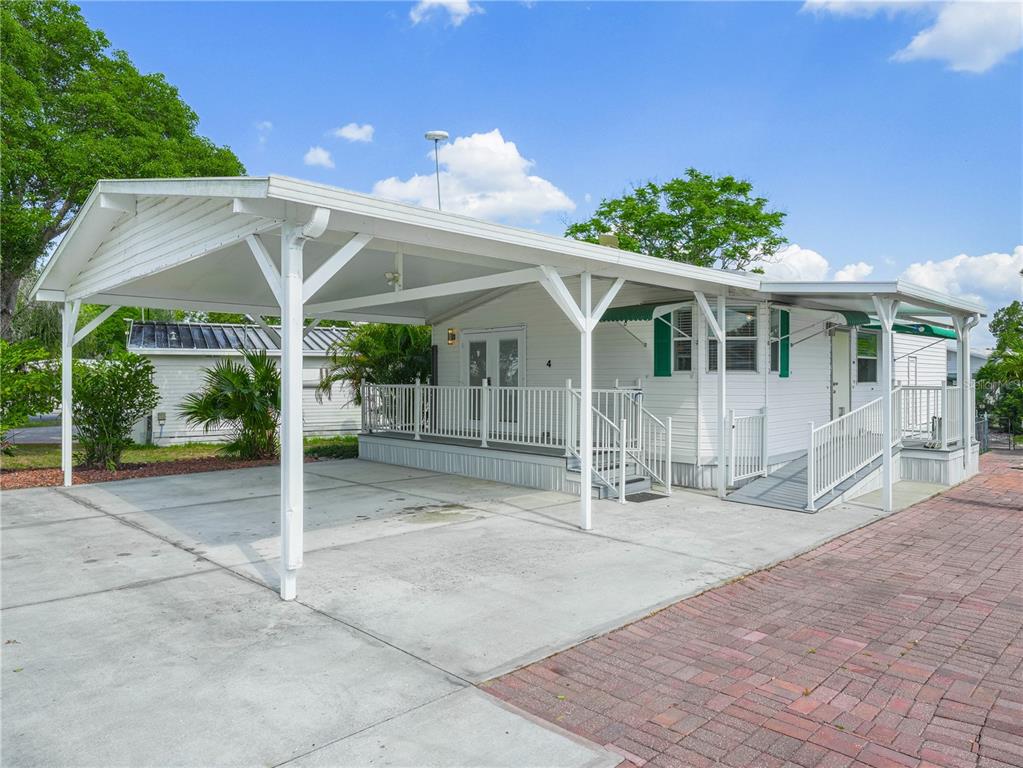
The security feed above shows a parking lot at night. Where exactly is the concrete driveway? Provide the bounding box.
[2,459,890,767]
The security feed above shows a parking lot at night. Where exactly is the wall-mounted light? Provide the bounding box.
[447,328,457,345]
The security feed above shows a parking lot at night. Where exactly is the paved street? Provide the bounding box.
[486,452,1023,768]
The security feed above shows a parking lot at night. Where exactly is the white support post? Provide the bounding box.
[361,382,370,433]
[619,418,628,504]
[414,376,422,441]
[806,420,816,512]
[564,378,573,457]
[279,223,306,601]
[60,300,81,487]
[580,273,594,530]
[956,315,978,472]
[664,416,673,495]
[480,379,490,449]
[872,296,900,514]
[760,406,769,478]
[540,271,622,529]
[940,380,949,449]
[717,294,727,498]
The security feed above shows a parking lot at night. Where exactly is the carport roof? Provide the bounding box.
[31,176,984,324]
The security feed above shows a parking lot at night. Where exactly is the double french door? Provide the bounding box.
[463,328,524,427]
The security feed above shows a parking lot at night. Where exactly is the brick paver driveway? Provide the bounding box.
[485,452,1023,768]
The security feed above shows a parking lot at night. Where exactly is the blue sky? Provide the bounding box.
[80,1,1022,342]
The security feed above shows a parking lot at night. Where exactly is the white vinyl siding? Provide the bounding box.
[852,332,948,410]
[133,354,360,445]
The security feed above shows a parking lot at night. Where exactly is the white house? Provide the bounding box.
[31,176,985,599]
[125,320,361,445]
[946,345,989,384]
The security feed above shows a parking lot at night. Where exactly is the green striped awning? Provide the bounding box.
[598,302,686,323]
[862,322,956,339]
[839,310,872,326]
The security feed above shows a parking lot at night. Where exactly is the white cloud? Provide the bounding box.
[410,0,482,26]
[255,120,273,147]
[805,0,1023,73]
[372,128,575,221]
[834,261,874,281]
[333,122,375,143]
[759,244,831,281]
[303,146,334,169]
[893,2,1023,73]
[900,246,1023,345]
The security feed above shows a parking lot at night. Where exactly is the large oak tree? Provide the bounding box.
[1,0,245,339]
[566,169,787,271]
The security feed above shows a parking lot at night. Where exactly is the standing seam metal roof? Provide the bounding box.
[126,321,346,353]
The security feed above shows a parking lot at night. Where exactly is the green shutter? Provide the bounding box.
[779,310,790,378]
[654,313,672,377]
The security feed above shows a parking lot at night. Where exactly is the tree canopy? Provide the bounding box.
[976,301,1023,434]
[0,0,245,339]
[565,169,787,271]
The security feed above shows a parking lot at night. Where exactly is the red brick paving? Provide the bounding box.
[484,452,1023,768]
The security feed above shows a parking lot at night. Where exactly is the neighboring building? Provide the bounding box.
[127,321,360,445]
[946,345,989,384]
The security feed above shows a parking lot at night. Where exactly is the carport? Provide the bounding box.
[31,175,759,600]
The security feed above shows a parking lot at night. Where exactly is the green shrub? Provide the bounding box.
[304,436,358,460]
[73,353,160,469]
[180,350,281,460]
[0,340,60,453]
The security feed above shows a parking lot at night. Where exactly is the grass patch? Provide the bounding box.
[1,435,359,471]
[1,442,224,471]
[303,435,359,460]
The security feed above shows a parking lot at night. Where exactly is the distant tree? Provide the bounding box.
[976,301,1023,435]
[319,324,432,404]
[0,340,60,452]
[180,350,281,460]
[566,169,787,271]
[1,0,245,340]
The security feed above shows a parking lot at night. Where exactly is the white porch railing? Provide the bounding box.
[806,395,894,510]
[897,384,962,447]
[728,408,767,485]
[362,381,671,496]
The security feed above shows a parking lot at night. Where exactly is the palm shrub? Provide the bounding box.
[318,323,432,404]
[73,353,160,469]
[180,350,281,459]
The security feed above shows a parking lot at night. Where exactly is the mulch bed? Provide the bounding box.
[1,456,285,491]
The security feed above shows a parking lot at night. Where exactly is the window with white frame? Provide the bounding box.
[672,307,693,372]
[857,332,878,383]
[708,306,758,372]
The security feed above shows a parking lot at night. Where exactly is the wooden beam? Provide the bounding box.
[306,266,548,315]
[302,233,372,303]
[245,313,281,347]
[694,291,724,342]
[98,193,136,215]
[72,304,121,346]
[538,267,585,332]
[245,234,283,307]
[589,278,625,329]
